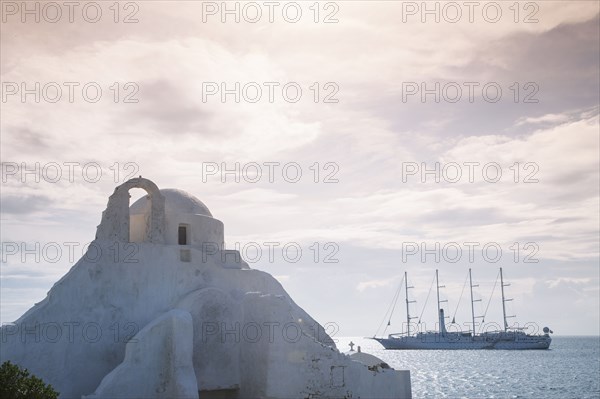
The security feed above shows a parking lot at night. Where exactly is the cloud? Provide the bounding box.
[357,278,395,292]
[1,127,50,152]
[546,277,593,290]
[222,188,298,203]
[516,113,571,126]
[0,194,52,215]
[126,79,212,134]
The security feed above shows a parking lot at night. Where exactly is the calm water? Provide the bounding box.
[337,336,600,399]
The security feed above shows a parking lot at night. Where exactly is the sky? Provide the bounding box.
[1,1,599,336]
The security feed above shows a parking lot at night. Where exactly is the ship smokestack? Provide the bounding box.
[439,308,447,336]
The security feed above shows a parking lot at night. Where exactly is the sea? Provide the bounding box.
[337,336,600,399]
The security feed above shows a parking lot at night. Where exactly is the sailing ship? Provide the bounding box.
[372,268,552,350]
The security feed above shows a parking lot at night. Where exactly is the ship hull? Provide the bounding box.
[373,333,551,350]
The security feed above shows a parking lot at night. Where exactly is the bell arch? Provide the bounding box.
[95,177,166,243]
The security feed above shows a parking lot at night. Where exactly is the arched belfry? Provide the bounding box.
[96,177,166,243]
[95,177,233,266]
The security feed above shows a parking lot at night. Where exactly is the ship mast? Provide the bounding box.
[468,269,481,337]
[436,269,440,312]
[436,269,447,333]
[499,267,515,331]
[405,271,416,336]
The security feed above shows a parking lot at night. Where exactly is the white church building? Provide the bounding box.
[1,177,412,399]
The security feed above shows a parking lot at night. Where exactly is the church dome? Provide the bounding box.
[130,188,213,217]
